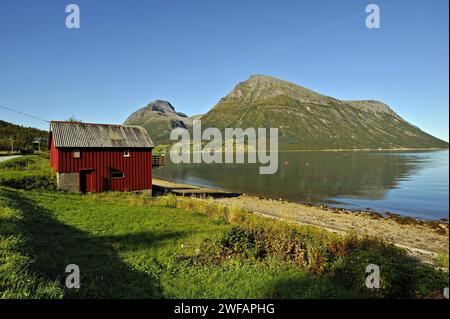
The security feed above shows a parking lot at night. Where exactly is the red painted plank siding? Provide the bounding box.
[49,144,152,192]
[49,133,59,171]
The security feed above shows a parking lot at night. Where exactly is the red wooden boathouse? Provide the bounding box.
[49,121,154,194]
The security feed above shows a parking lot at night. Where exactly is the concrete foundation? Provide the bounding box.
[57,172,79,193]
[56,172,152,195]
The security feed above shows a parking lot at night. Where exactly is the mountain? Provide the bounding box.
[200,75,448,150]
[0,120,48,151]
[124,100,197,145]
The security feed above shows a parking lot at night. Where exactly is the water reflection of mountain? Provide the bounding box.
[154,151,427,204]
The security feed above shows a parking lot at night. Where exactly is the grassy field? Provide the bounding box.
[0,155,55,191]
[0,156,448,299]
[0,187,364,298]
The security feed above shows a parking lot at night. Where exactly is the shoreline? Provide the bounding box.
[157,147,449,153]
[153,177,449,265]
[213,194,449,265]
[153,176,448,222]
[154,148,449,221]
[279,147,449,152]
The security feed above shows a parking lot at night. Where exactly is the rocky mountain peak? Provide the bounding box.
[148,100,176,114]
[344,100,398,117]
[124,100,188,124]
[225,75,340,106]
[123,99,196,145]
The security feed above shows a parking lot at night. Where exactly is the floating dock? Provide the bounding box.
[152,178,241,198]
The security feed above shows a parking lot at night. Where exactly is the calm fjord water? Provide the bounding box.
[154,150,449,220]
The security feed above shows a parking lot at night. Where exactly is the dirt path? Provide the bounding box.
[214,195,449,265]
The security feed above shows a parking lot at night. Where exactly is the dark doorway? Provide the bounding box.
[79,170,94,193]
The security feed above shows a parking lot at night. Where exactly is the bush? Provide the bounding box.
[330,238,449,298]
[212,224,449,298]
[156,193,178,208]
[0,157,38,170]
[0,172,56,191]
[152,144,171,156]
[153,195,448,299]
[217,227,256,257]
[0,155,56,191]
[436,253,449,269]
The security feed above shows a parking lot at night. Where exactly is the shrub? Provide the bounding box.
[0,155,56,191]
[156,193,178,208]
[217,227,256,257]
[0,172,56,191]
[330,238,449,298]
[0,157,36,170]
[436,253,449,269]
[212,224,449,298]
[158,195,449,299]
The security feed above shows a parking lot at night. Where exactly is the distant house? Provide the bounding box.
[49,121,154,194]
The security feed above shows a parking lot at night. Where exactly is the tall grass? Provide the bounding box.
[436,253,449,269]
[153,194,449,298]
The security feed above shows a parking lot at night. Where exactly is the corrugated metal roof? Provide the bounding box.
[50,121,154,148]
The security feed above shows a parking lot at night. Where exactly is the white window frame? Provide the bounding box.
[123,149,131,157]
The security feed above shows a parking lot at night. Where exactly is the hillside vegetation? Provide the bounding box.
[0,155,55,190]
[124,100,199,145]
[201,75,448,150]
[0,120,48,151]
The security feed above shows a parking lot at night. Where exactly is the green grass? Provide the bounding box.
[152,144,171,156]
[0,188,366,298]
[1,188,447,299]
[0,204,63,298]
[0,155,447,299]
[0,155,46,170]
[436,253,449,269]
[0,155,56,191]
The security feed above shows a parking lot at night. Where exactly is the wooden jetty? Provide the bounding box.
[152,178,241,198]
[152,155,165,167]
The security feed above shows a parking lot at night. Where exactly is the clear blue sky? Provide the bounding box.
[0,0,448,141]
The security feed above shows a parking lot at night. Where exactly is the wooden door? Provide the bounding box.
[80,170,94,193]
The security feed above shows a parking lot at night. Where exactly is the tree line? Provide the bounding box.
[0,120,48,151]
